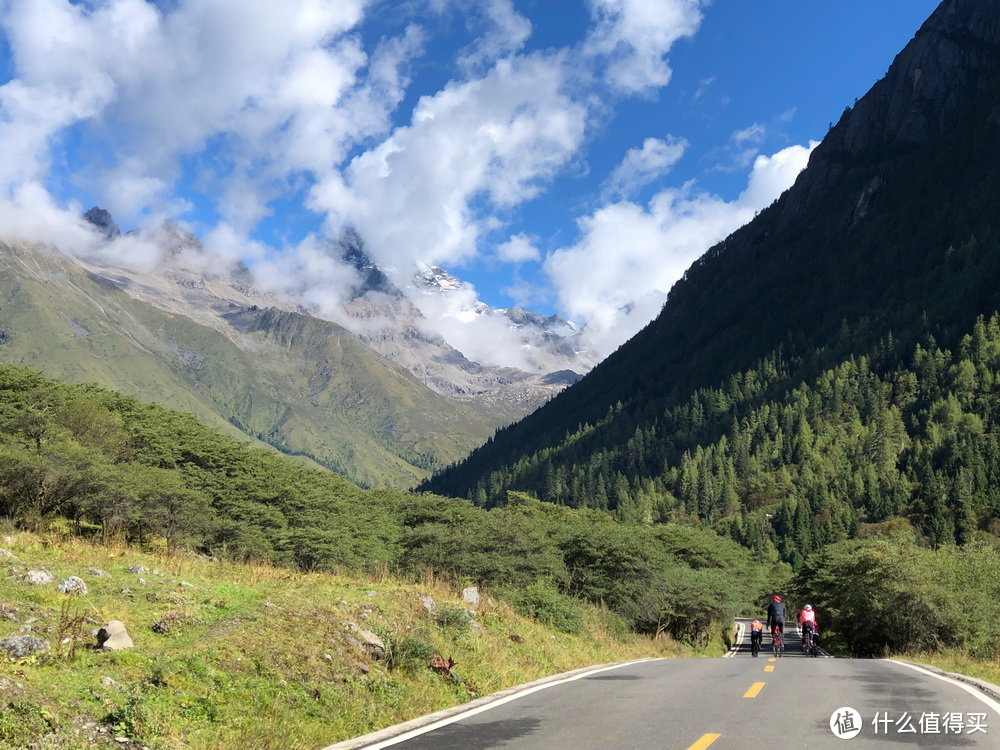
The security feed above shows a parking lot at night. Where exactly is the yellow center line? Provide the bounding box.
[743,681,766,698]
[764,665,775,672]
[768,657,776,662]
[686,733,722,750]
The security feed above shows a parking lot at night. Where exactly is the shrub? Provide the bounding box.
[382,632,436,672]
[502,582,585,634]
[434,605,474,629]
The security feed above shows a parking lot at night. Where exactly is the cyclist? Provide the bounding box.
[766,595,785,644]
[749,619,764,657]
[799,604,818,654]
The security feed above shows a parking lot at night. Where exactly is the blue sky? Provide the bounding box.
[0,0,939,365]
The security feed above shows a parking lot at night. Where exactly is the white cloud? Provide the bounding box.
[309,52,587,271]
[547,141,818,358]
[692,75,715,102]
[496,233,540,263]
[458,0,532,73]
[585,0,705,95]
[0,181,104,254]
[249,233,364,320]
[0,0,426,236]
[0,0,805,380]
[604,134,687,198]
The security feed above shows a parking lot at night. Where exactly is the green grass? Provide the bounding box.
[0,244,501,488]
[0,531,690,748]
[899,651,1000,689]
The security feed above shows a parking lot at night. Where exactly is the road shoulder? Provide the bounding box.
[321,658,670,750]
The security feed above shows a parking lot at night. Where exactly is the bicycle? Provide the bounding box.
[772,625,783,657]
[807,630,820,658]
[800,622,813,655]
[750,629,762,657]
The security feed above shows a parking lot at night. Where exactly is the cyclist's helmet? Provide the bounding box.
[772,595,782,602]
[804,604,813,610]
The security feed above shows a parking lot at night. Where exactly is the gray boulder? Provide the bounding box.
[86,567,108,577]
[461,586,480,607]
[128,565,146,575]
[0,635,48,659]
[24,570,55,586]
[420,596,436,614]
[96,621,133,651]
[57,576,88,595]
[0,549,16,560]
[343,622,385,659]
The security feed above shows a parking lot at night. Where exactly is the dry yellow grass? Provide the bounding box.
[0,531,691,749]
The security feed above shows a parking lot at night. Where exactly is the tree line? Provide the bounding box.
[0,365,768,642]
[440,314,1000,566]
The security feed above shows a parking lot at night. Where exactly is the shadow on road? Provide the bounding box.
[393,717,542,749]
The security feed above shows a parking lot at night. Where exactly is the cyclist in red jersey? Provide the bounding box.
[799,604,818,653]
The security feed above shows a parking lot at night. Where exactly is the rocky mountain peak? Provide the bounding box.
[337,230,398,298]
[788,0,1000,212]
[83,207,120,240]
[504,306,576,334]
[160,220,202,257]
[414,265,462,293]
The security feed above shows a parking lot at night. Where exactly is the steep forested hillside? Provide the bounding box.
[423,0,1000,560]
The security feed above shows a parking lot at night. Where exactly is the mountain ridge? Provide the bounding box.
[0,240,500,487]
[422,0,1000,540]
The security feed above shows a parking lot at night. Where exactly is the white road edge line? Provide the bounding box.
[323,657,670,750]
[885,659,1000,716]
[725,621,745,657]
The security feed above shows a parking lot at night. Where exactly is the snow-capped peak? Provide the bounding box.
[414,264,463,293]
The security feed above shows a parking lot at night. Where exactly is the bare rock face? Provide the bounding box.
[0,635,48,659]
[785,0,1000,219]
[96,621,133,651]
[24,570,55,586]
[57,576,88,595]
[83,207,121,240]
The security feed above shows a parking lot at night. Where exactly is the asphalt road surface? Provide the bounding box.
[367,621,1000,749]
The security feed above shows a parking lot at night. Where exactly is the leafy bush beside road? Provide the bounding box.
[797,534,1000,658]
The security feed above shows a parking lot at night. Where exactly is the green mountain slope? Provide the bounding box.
[423,0,1000,555]
[0,243,495,487]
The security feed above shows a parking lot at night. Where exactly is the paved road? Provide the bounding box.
[368,622,1000,749]
[727,617,829,658]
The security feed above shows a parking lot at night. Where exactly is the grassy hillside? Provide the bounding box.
[0,363,772,641]
[0,531,689,749]
[0,243,497,488]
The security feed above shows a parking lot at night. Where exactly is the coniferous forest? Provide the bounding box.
[430,314,1000,568]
